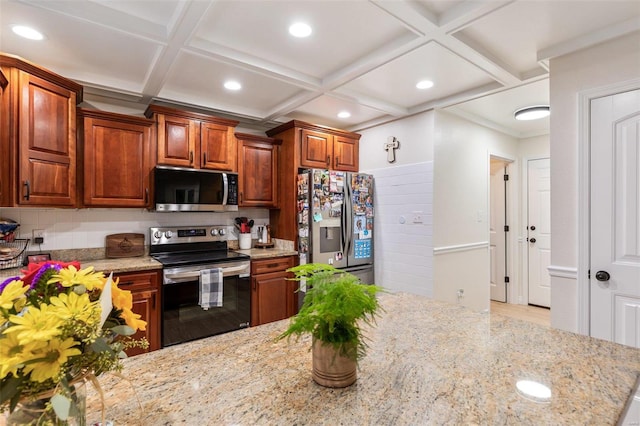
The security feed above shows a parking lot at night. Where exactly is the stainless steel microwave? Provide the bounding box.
[153,166,238,212]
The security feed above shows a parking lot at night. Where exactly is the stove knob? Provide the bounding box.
[211,228,219,236]
[219,228,226,236]
[153,231,163,239]
[165,231,173,239]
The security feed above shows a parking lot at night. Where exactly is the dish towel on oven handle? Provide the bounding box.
[199,268,223,310]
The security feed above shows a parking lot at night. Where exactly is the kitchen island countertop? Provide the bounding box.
[86,292,640,425]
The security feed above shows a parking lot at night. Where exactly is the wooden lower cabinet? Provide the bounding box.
[250,256,296,327]
[114,270,161,356]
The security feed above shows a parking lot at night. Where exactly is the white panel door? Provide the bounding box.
[590,89,640,348]
[490,161,507,302]
[528,158,551,307]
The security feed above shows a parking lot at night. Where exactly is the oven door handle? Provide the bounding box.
[165,265,249,281]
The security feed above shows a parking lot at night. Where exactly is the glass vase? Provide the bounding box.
[4,381,87,426]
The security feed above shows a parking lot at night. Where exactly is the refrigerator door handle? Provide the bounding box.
[344,173,352,256]
[341,186,347,255]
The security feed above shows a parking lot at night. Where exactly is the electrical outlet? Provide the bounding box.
[33,229,45,245]
[412,211,423,223]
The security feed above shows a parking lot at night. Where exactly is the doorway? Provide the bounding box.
[527,158,551,308]
[489,157,510,302]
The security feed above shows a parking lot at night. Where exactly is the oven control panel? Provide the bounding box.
[150,225,228,245]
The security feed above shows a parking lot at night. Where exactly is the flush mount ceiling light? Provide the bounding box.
[12,25,44,40]
[337,111,351,119]
[223,80,242,91]
[289,22,312,38]
[416,80,434,90]
[514,105,550,121]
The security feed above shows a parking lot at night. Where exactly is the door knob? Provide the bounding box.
[595,270,610,282]
[530,225,536,231]
[529,238,536,243]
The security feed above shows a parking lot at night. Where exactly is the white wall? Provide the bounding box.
[549,31,640,332]
[0,207,269,251]
[358,111,434,295]
[433,110,519,311]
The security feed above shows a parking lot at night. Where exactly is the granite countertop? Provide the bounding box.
[85,292,640,425]
[234,247,298,259]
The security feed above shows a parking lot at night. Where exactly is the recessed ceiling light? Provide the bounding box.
[416,80,434,90]
[514,105,550,121]
[12,25,44,41]
[224,81,242,91]
[289,22,312,38]
[337,111,351,119]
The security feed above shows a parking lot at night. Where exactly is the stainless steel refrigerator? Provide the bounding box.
[297,169,374,284]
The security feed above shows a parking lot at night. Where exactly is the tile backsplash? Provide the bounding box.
[0,207,269,251]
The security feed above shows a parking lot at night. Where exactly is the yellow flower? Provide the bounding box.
[0,280,28,310]
[111,284,133,311]
[47,265,105,291]
[0,332,46,379]
[49,291,100,325]
[22,337,81,382]
[120,307,146,332]
[4,304,63,344]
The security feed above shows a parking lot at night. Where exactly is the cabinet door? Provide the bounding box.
[0,68,9,206]
[251,271,291,327]
[300,129,332,169]
[83,115,153,207]
[201,122,236,171]
[333,136,359,172]
[238,139,277,207]
[157,114,197,167]
[18,71,76,206]
[115,271,161,356]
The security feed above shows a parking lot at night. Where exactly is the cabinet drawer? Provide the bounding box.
[114,271,159,292]
[251,256,295,275]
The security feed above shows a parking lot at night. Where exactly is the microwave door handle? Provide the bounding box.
[222,173,228,205]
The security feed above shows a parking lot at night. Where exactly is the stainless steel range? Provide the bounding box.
[150,225,251,347]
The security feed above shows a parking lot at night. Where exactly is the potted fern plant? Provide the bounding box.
[277,263,383,388]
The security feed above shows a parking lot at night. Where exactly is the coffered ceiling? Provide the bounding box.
[1,0,639,137]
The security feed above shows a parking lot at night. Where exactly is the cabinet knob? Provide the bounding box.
[335,157,339,168]
[326,155,330,166]
[189,151,194,164]
[203,152,207,164]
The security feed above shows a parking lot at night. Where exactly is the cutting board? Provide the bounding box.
[105,233,145,258]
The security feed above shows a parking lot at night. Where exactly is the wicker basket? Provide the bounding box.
[0,238,29,270]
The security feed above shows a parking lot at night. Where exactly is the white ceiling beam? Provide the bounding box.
[321,33,426,90]
[141,0,214,97]
[330,88,409,117]
[438,0,516,34]
[537,16,640,62]
[259,91,325,124]
[408,81,504,114]
[16,0,174,40]
[369,0,438,35]
[184,42,321,91]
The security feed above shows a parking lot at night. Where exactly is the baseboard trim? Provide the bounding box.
[434,241,488,255]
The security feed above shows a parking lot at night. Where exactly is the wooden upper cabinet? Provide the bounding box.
[333,135,359,172]
[300,129,333,169]
[266,120,361,242]
[201,121,236,171]
[0,54,82,207]
[79,109,155,208]
[236,133,281,208]
[145,105,239,171]
[156,114,196,167]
